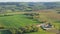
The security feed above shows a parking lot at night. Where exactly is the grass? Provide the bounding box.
[24,28,56,34]
[0,14,38,28]
[25,11,60,34]
[0,14,55,34]
[39,11,60,30]
[0,11,60,34]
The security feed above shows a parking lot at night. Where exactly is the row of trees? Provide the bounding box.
[24,13,40,19]
[8,25,40,34]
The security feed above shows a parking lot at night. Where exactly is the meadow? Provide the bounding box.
[39,11,60,29]
[0,2,60,34]
[0,10,60,34]
[24,10,60,34]
[23,11,60,34]
[0,14,38,28]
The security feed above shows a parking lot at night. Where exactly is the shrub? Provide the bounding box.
[58,12,60,14]
[0,27,5,29]
[24,26,33,33]
[4,14,13,16]
[17,29,23,34]
[8,24,40,34]
[9,28,17,34]
[19,25,40,33]
[31,25,39,32]
[20,26,32,33]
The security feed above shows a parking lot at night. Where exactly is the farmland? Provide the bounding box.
[0,2,60,34]
[0,14,39,28]
[0,10,60,34]
[39,11,60,29]
[23,10,60,34]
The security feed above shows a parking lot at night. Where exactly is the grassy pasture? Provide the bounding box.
[0,11,60,34]
[39,11,60,29]
[25,11,60,34]
[0,14,38,28]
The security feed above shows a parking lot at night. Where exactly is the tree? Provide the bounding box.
[9,28,17,34]
[31,25,40,32]
[24,26,32,33]
[20,26,32,33]
[17,29,23,34]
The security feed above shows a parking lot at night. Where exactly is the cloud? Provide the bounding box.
[0,0,60,2]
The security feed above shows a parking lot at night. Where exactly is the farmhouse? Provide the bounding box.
[37,23,54,30]
[41,23,54,30]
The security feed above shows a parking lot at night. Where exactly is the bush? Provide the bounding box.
[0,27,5,29]
[17,29,23,34]
[8,24,40,34]
[20,26,32,33]
[19,25,40,33]
[4,14,13,16]
[24,26,33,33]
[31,25,39,32]
[58,12,60,14]
[9,28,17,34]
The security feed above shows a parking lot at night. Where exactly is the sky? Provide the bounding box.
[0,0,60,2]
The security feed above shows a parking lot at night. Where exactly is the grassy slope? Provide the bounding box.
[39,11,60,29]
[25,11,60,34]
[0,11,60,34]
[0,14,38,28]
[0,14,55,34]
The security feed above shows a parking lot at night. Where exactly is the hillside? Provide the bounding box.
[0,2,60,13]
[0,2,60,34]
[0,14,38,28]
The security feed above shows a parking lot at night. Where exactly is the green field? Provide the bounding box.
[39,11,60,29]
[0,11,60,34]
[0,14,55,34]
[26,11,60,34]
[0,14,38,28]
[0,2,60,34]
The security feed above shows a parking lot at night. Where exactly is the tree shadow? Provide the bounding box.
[1,30,12,34]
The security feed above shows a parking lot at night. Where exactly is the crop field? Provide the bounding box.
[0,2,60,34]
[39,11,60,29]
[23,11,60,34]
[0,11,59,34]
[0,14,38,28]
